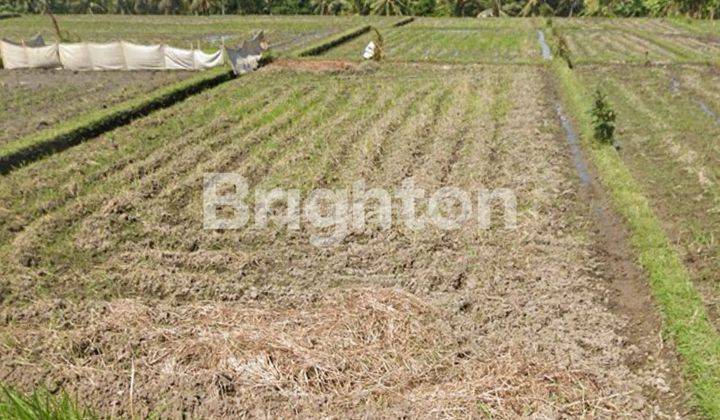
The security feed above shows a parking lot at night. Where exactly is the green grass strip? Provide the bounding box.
[0,67,234,174]
[0,384,96,419]
[552,60,720,418]
[294,24,371,57]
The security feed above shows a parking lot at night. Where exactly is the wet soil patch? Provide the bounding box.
[548,71,691,416]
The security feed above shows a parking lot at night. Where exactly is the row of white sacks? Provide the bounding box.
[0,39,224,71]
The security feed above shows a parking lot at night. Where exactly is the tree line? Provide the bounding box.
[1,0,717,19]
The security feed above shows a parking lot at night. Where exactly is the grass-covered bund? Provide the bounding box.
[547,24,720,414]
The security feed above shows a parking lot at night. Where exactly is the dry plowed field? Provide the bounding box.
[5,15,720,418]
[0,63,681,416]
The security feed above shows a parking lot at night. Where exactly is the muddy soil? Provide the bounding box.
[549,68,692,417]
[0,68,193,144]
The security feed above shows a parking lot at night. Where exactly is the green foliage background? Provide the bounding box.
[2,0,719,18]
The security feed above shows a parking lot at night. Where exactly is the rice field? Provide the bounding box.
[0,14,397,51]
[577,64,720,325]
[0,69,193,145]
[0,15,382,149]
[551,17,687,32]
[0,62,685,417]
[2,15,720,418]
[324,19,542,62]
[552,18,720,64]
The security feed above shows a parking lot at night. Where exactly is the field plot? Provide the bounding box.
[410,16,538,29]
[0,15,385,146]
[0,14,395,52]
[552,18,720,64]
[577,64,720,325]
[552,17,686,32]
[324,19,541,63]
[0,64,678,416]
[667,18,720,36]
[0,69,192,144]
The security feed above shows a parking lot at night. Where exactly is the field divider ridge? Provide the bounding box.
[0,55,273,174]
[550,58,720,418]
[294,25,371,57]
[393,17,415,27]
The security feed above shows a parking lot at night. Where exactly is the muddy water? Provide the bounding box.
[537,30,552,60]
[555,103,591,185]
[555,102,605,218]
[670,75,720,126]
[696,99,720,125]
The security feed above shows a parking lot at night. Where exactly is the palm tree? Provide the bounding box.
[155,0,178,13]
[74,0,107,13]
[191,0,227,13]
[311,0,346,14]
[371,0,406,15]
[114,0,136,14]
[346,0,371,14]
[133,0,148,13]
[520,0,555,16]
[190,0,211,13]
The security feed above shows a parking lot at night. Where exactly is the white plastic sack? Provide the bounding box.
[58,43,93,71]
[194,49,224,70]
[87,42,125,70]
[6,39,224,71]
[26,44,60,68]
[226,31,267,75]
[122,41,165,70]
[164,46,195,70]
[0,39,60,69]
[363,41,376,60]
[244,31,268,56]
[164,47,224,70]
[226,47,260,75]
[0,39,30,69]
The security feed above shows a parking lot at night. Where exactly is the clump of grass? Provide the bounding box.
[590,88,616,145]
[0,385,96,419]
[551,27,573,69]
[371,27,385,62]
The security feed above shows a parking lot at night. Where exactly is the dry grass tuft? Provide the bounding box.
[1,287,641,417]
